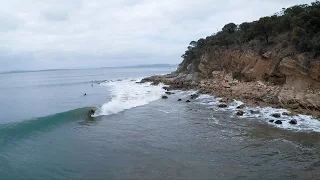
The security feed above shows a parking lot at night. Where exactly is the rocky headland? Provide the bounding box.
[141,2,320,118]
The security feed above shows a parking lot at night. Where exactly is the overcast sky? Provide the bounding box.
[0,0,314,71]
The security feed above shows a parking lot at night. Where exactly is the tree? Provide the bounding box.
[222,23,237,34]
[252,17,274,44]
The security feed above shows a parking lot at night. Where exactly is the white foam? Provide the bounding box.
[93,78,165,116]
[195,94,320,133]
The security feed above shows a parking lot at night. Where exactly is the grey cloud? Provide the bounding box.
[0,0,315,71]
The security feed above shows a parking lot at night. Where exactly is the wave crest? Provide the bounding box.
[94,79,165,116]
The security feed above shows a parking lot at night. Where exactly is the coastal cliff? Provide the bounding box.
[143,1,320,117]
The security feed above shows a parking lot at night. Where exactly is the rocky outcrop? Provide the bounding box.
[142,46,319,116]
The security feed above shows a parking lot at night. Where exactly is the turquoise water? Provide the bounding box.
[0,68,319,179]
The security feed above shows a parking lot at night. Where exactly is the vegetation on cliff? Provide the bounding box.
[179,1,320,73]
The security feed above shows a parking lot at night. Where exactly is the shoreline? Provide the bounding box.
[141,73,320,119]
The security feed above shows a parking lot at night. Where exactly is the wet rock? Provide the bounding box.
[289,119,297,125]
[250,110,260,114]
[165,92,174,95]
[162,86,170,91]
[162,96,168,99]
[236,111,244,116]
[151,81,160,86]
[274,120,282,124]
[282,112,290,116]
[271,113,281,118]
[139,79,149,83]
[186,100,191,103]
[237,104,246,109]
[190,93,200,99]
[218,104,227,108]
[84,93,87,96]
[269,120,274,123]
[178,99,182,101]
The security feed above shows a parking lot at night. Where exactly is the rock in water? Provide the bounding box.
[271,113,281,118]
[178,99,182,101]
[237,104,246,109]
[162,96,168,99]
[282,112,290,116]
[190,93,199,99]
[275,120,282,124]
[218,104,227,108]
[186,100,191,103]
[269,120,274,123]
[165,92,174,95]
[236,111,244,116]
[250,110,260,114]
[289,119,297,125]
[162,86,170,91]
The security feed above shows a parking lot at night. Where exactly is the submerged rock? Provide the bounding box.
[190,93,200,99]
[289,119,297,125]
[282,112,290,116]
[250,110,260,114]
[271,113,281,118]
[218,104,227,108]
[162,95,168,99]
[165,92,174,95]
[236,111,244,116]
[237,104,246,109]
[275,120,282,124]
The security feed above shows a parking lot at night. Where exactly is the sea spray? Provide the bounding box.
[193,93,320,132]
[94,79,166,116]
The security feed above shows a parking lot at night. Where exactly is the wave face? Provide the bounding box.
[0,107,93,147]
[94,79,166,116]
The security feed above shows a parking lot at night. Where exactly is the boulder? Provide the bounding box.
[271,113,281,118]
[162,86,170,91]
[162,96,168,99]
[289,119,297,125]
[262,51,272,59]
[237,104,246,109]
[151,81,160,86]
[282,112,290,116]
[219,98,227,103]
[269,120,274,123]
[275,120,282,124]
[218,104,227,108]
[236,111,244,116]
[190,93,200,99]
[178,99,182,101]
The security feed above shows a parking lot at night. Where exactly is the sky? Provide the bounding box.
[0,0,315,71]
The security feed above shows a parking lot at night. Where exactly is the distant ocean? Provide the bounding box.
[0,67,319,179]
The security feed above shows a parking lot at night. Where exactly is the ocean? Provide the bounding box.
[0,68,319,179]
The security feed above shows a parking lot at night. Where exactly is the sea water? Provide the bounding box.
[0,68,319,179]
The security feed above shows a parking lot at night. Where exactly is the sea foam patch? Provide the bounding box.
[94,78,165,116]
[194,93,320,133]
